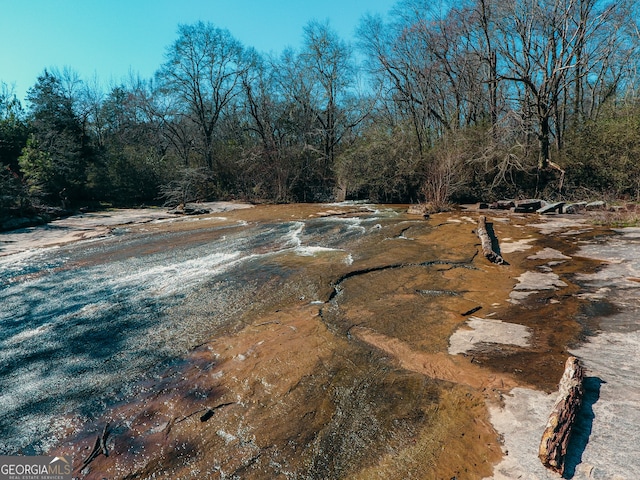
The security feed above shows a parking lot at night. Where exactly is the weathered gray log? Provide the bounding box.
[585,200,606,211]
[537,202,565,214]
[477,216,506,265]
[538,356,585,474]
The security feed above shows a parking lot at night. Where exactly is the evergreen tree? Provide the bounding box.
[19,70,91,207]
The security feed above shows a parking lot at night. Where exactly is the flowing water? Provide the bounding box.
[0,203,398,455]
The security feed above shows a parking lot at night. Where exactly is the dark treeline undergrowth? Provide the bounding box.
[2,0,640,225]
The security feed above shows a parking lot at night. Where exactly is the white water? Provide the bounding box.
[0,206,396,455]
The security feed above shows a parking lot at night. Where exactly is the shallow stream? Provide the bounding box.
[0,204,400,454]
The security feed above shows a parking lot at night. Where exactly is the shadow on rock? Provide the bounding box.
[563,376,604,479]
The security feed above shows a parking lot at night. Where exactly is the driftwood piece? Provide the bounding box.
[79,423,110,471]
[538,356,585,474]
[585,200,606,211]
[461,306,482,316]
[476,216,506,265]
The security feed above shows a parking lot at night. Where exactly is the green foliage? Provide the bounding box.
[0,92,29,172]
[335,123,426,202]
[0,163,30,218]
[561,102,640,199]
[19,71,92,207]
[18,135,53,199]
[91,145,174,206]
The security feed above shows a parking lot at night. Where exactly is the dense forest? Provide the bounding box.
[2,0,640,224]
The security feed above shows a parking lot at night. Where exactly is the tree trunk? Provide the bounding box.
[538,356,585,475]
[538,114,550,170]
[489,50,498,131]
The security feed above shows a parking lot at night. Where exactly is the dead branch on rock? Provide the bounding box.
[461,306,482,316]
[200,402,235,422]
[79,423,110,472]
[476,216,507,265]
[538,356,584,474]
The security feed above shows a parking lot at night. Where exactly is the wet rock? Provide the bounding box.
[537,202,564,214]
[9,203,638,479]
[562,202,587,214]
[490,200,515,210]
[513,199,544,213]
[407,203,434,216]
[168,203,212,215]
[585,200,606,211]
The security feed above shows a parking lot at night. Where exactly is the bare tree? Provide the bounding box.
[301,20,360,186]
[156,22,246,174]
[240,49,306,201]
[492,0,635,170]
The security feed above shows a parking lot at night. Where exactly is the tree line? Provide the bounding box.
[2,0,640,222]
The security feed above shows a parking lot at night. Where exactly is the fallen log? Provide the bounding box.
[476,216,506,265]
[537,202,565,214]
[538,356,585,474]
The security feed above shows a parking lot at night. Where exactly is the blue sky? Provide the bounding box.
[0,0,396,104]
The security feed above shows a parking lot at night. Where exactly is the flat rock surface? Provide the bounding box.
[0,202,253,257]
[486,219,640,479]
[2,207,639,479]
[448,316,532,355]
